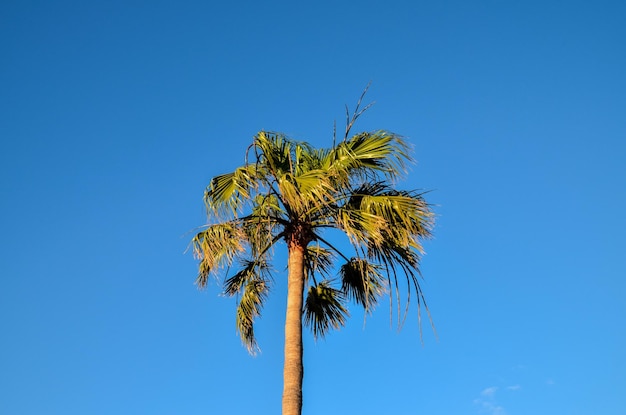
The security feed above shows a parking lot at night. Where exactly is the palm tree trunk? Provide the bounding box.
[282,242,305,415]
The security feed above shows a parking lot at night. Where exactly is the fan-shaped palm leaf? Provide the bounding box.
[340,258,387,312]
[303,281,349,339]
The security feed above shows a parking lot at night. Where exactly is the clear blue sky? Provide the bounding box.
[1,1,624,414]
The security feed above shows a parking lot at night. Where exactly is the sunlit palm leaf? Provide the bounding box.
[324,131,411,184]
[204,164,263,217]
[235,278,269,354]
[254,131,294,176]
[334,207,387,246]
[192,223,246,288]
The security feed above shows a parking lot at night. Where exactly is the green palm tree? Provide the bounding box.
[191,95,434,415]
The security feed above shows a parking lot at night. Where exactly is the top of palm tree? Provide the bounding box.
[191,88,434,353]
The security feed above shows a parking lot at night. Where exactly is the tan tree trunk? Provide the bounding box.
[282,242,305,415]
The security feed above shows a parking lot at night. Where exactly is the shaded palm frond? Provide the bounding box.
[242,195,285,257]
[303,281,349,339]
[303,244,336,282]
[340,258,387,312]
[223,258,272,296]
[367,239,430,329]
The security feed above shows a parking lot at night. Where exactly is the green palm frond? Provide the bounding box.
[242,197,285,257]
[294,141,321,175]
[192,223,247,288]
[344,182,433,249]
[340,258,387,312]
[325,131,412,184]
[303,245,335,282]
[250,193,282,219]
[277,173,300,213]
[204,164,263,217]
[235,277,269,354]
[303,281,349,339]
[277,169,339,220]
[223,259,272,296]
[293,169,335,205]
[254,131,294,176]
[334,207,387,246]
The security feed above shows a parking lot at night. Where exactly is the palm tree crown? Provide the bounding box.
[191,101,434,415]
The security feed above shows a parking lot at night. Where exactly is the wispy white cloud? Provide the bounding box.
[474,384,519,415]
[481,386,498,398]
[474,386,506,415]
[475,399,507,415]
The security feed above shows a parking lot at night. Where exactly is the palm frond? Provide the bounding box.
[334,207,387,246]
[346,182,433,248]
[254,131,294,176]
[223,258,272,296]
[192,223,246,288]
[242,195,285,256]
[303,281,349,339]
[204,164,263,217]
[325,131,412,184]
[235,277,269,354]
[367,240,427,328]
[303,244,336,282]
[340,258,387,312]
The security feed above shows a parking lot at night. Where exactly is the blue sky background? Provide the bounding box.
[1,1,624,414]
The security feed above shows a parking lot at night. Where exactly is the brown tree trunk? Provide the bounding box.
[282,242,305,415]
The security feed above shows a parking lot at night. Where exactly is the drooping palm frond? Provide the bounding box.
[339,258,387,312]
[319,177,433,327]
[343,182,433,249]
[221,258,273,354]
[192,222,247,288]
[235,277,270,354]
[303,281,349,339]
[223,259,272,296]
[366,238,427,329]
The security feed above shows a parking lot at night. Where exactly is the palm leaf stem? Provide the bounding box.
[314,235,351,262]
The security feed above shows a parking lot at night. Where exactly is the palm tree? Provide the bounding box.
[191,92,434,415]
